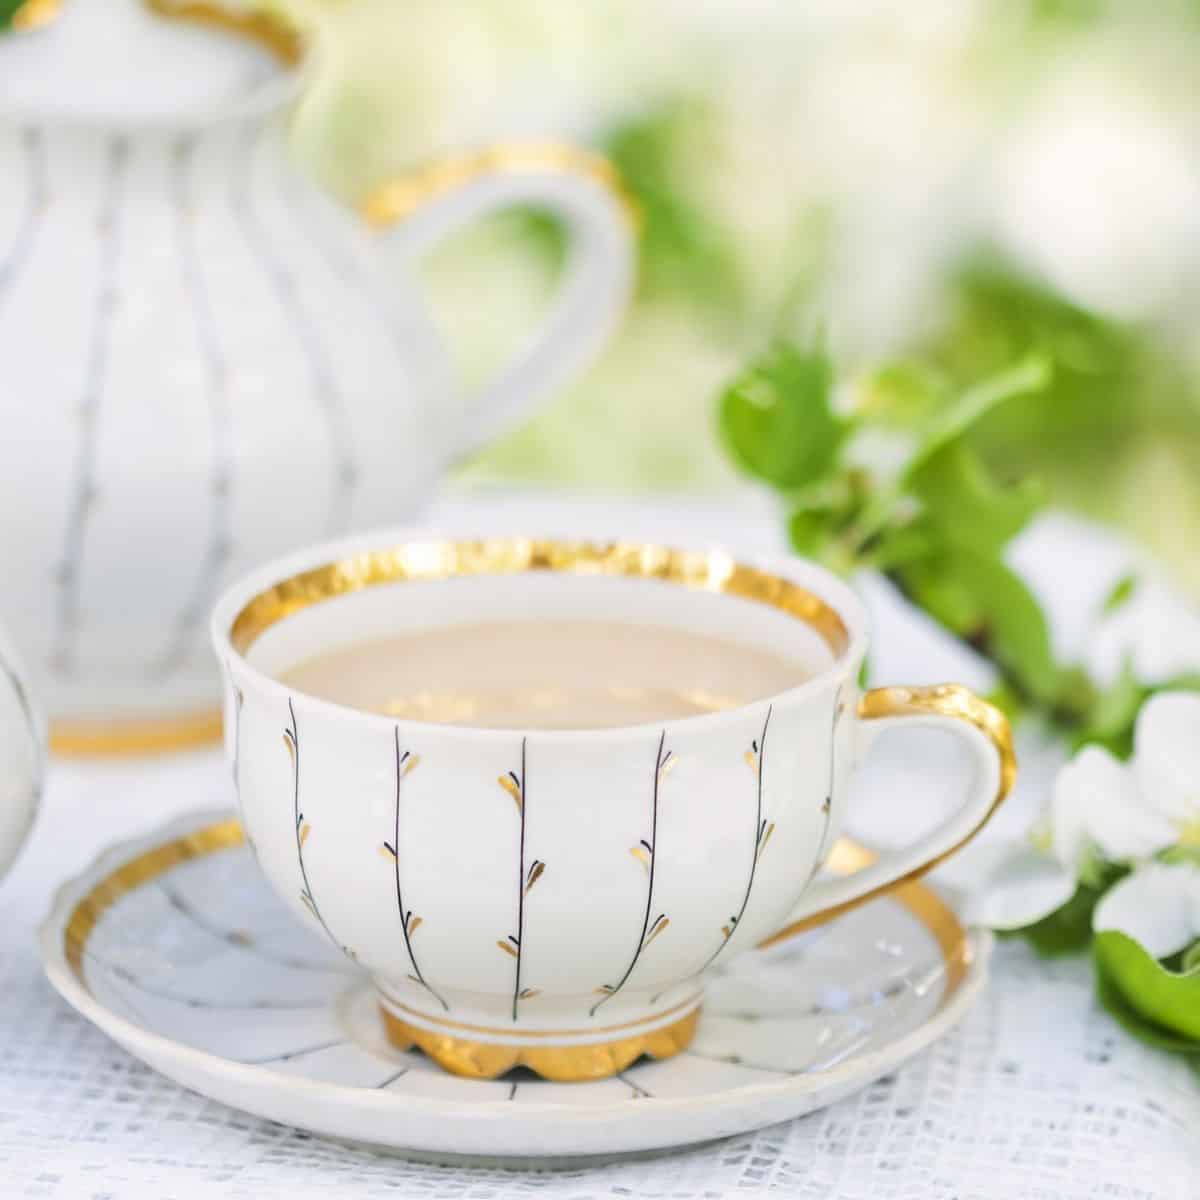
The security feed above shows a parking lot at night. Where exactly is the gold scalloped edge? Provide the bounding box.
[230,538,849,660]
[9,0,61,32]
[379,1006,700,1082]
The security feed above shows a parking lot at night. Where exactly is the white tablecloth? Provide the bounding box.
[2,491,1197,1198]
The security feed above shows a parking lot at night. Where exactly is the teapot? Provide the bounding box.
[0,0,634,753]
[0,621,41,882]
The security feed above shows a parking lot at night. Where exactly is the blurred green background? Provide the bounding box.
[274,0,1200,593]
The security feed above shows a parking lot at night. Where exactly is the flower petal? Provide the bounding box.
[1135,691,1200,829]
[965,847,1077,930]
[1092,862,1200,958]
[1053,746,1175,866]
[1089,578,1200,688]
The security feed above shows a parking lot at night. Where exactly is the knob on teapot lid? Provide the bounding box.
[0,0,303,127]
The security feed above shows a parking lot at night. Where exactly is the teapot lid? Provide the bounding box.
[0,0,304,128]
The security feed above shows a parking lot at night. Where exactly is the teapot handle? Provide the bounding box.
[361,143,636,464]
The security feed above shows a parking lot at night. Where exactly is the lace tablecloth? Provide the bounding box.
[1,492,1197,1197]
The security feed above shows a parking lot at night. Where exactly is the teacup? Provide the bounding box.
[212,534,1015,1082]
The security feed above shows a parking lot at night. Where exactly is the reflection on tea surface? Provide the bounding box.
[278,620,809,729]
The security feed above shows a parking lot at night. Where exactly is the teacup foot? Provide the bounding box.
[378,1005,700,1082]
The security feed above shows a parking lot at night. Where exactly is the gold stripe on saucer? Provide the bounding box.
[360,142,640,232]
[63,819,245,977]
[50,709,223,758]
[229,538,851,660]
[145,0,304,65]
[758,839,972,992]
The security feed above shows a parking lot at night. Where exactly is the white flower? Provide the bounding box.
[1088,578,1200,689]
[966,692,1200,931]
[1133,692,1200,842]
[1093,862,1200,960]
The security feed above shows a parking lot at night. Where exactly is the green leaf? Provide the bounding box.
[902,354,1052,483]
[1071,660,1142,757]
[898,548,1060,704]
[983,680,1026,724]
[868,522,938,571]
[602,102,740,307]
[787,507,837,559]
[857,361,947,427]
[910,442,1044,552]
[1074,670,1200,758]
[1094,930,1200,1043]
[0,0,26,28]
[719,344,844,488]
[1161,844,1200,869]
[1009,880,1104,957]
[1101,573,1139,614]
[1095,965,1200,1055]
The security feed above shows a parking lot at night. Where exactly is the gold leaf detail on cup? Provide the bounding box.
[658,751,678,778]
[407,915,423,936]
[756,820,775,860]
[744,748,757,771]
[283,730,296,764]
[498,773,523,813]
[525,860,545,894]
[645,914,670,946]
[519,987,541,1000]
[298,822,311,847]
[594,984,615,995]
[629,845,650,872]
[401,753,421,777]
[496,939,519,959]
[379,842,397,860]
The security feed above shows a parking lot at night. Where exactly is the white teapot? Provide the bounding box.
[0,0,633,752]
[0,622,41,882]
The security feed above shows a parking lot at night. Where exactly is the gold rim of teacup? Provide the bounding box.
[227,536,852,664]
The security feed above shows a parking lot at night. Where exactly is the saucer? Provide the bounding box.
[41,810,990,1164]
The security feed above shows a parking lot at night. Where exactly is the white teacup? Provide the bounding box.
[212,535,1015,1082]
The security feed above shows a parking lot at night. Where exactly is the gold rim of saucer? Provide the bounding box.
[228,538,851,661]
[50,709,223,758]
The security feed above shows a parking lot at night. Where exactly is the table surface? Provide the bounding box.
[2,490,1197,1199]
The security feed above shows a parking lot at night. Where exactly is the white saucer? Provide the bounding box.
[40,809,990,1165]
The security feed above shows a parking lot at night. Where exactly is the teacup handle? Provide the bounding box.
[360,143,636,464]
[766,684,1015,940]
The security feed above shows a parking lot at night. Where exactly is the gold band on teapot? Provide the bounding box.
[145,0,304,64]
[50,709,223,758]
[361,142,641,232]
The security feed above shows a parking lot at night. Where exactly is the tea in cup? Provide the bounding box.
[213,535,1014,1081]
